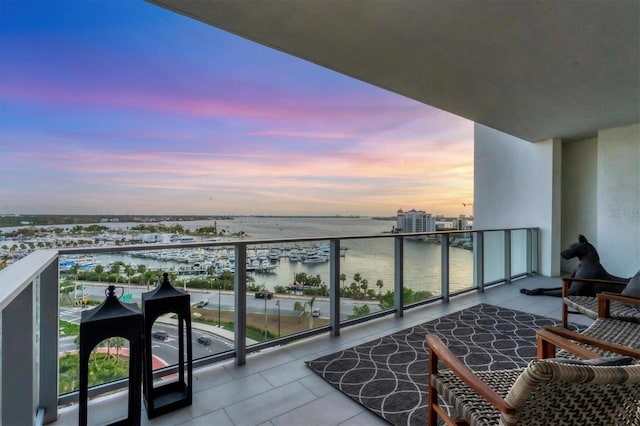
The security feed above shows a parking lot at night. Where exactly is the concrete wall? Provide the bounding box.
[596,124,640,277]
[474,124,562,276]
[560,138,598,273]
[475,122,639,279]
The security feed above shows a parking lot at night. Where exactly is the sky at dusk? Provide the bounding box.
[0,0,474,217]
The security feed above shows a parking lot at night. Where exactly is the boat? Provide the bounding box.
[302,254,328,264]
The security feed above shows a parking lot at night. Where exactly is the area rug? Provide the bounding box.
[305,304,582,426]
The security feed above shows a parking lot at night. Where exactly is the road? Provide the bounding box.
[60,307,234,360]
[60,282,384,367]
[73,282,382,320]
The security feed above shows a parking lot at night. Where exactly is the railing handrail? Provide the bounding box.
[55,227,525,256]
[0,249,57,311]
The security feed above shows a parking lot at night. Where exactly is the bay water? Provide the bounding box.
[98,216,474,296]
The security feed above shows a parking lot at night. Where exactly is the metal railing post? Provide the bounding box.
[440,233,450,303]
[39,259,59,423]
[329,239,340,336]
[475,231,485,293]
[2,283,34,426]
[394,236,404,318]
[504,230,511,284]
[526,228,533,276]
[234,243,247,365]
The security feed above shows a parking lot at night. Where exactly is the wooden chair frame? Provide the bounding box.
[561,277,634,327]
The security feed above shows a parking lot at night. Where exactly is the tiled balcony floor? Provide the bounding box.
[53,276,592,426]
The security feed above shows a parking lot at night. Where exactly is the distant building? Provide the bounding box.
[396,209,435,233]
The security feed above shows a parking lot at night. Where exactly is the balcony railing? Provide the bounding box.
[0,227,538,425]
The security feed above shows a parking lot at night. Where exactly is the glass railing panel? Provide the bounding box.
[449,232,475,292]
[483,231,505,283]
[177,244,236,358]
[245,240,331,345]
[50,227,538,403]
[403,235,441,305]
[510,229,527,276]
[58,245,237,395]
[339,236,393,320]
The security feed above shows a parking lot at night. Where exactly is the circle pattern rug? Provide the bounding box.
[305,304,581,426]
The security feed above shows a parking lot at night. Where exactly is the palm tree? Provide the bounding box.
[110,262,122,284]
[0,255,9,271]
[125,267,135,294]
[220,271,233,290]
[143,270,155,291]
[70,263,81,303]
[293,301,305,323]
[137,264,146,277]
[95,264,104,282]
[350,281,359,299]
[340,273,347,289]
[207,265,216,290]
[360,279,369,299]
[304,296,317,328]
[353,273,362,286]
[111,337,125,361]
[376,279,384,297]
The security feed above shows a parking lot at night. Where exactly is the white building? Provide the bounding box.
[396,209,436,233]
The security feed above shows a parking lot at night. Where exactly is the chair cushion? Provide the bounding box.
[432,368,522,425]
[564,295,640,323]
[564,296,599,319]
[546,356,634,366]
[556,317,640,360]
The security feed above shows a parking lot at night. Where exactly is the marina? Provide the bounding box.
[50,216,475,296]
[4,216,477,295]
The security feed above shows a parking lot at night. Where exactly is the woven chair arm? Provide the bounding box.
[543,325,640,358]
[536,328,603,359]
[598,291,640,318]
[425,334,515,415]
[561,277,627,297]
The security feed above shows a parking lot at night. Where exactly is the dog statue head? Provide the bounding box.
[561,234,600,263]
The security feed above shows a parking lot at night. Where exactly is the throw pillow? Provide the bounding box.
[621,269,640,297]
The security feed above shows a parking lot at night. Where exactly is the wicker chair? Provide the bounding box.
[548,286,640,358]
[427,331,640,426]
[562,277,640,328]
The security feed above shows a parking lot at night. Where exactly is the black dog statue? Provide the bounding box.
[521,234,628,297]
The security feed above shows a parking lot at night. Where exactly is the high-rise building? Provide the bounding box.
[396,209,435,233]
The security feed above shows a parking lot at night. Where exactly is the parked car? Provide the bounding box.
[312,307,320,317]
[254,291,273,299]
[152,330,169,341]
[197,336,212,346]
[196,299,209,308]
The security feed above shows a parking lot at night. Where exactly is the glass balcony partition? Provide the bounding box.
[0,227,537,424]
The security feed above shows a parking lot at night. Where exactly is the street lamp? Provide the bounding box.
[276,300,281,337]
[264,293,268,339]
[218,283,221,328]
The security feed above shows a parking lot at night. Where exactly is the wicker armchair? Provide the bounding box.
[427,331,640,426]
[561,277,640,328]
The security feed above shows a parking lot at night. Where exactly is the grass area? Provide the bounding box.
[59,319,79,337]
[59,352,129,393]
[193,308,329,340]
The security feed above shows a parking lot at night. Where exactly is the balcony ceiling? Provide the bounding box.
[148,0,639,142]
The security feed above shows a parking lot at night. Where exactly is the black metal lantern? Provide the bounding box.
[141,272,193,418]
[79,285,143,426]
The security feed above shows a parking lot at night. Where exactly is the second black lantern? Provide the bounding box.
[141,273,193,418]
